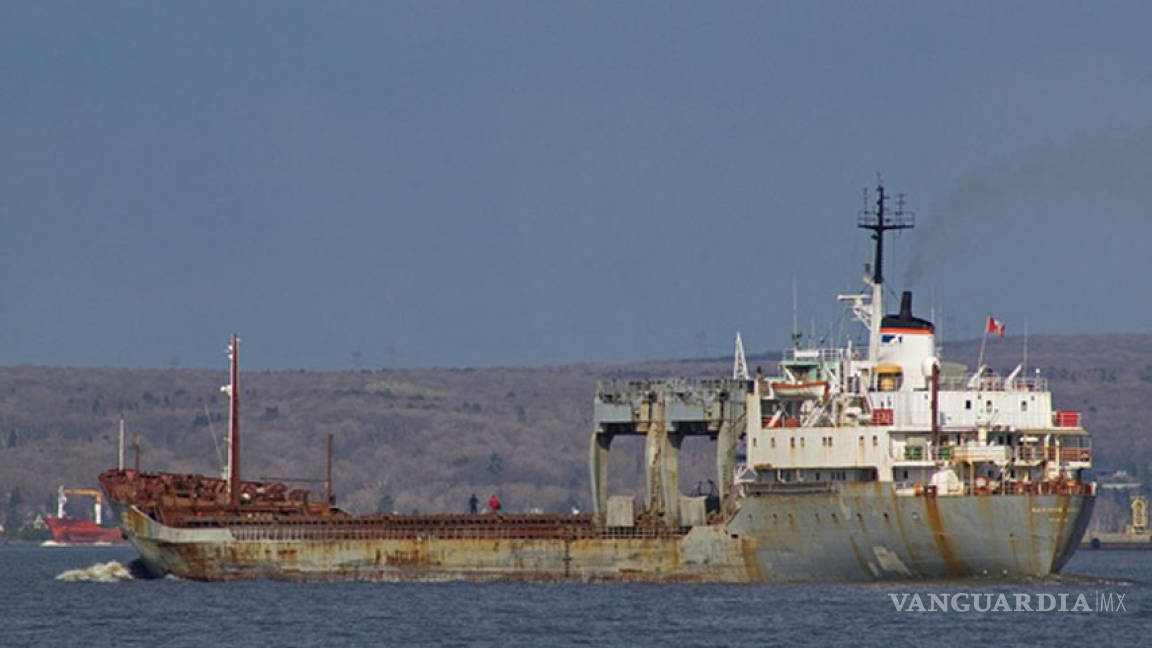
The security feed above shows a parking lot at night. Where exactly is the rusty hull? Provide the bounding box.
[115,481,1094,583]
[121,506,750,582]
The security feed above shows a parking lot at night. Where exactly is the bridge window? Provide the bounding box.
[872,435,878,447]
[1021,400,1028,412]
[876,366,902,391]
[790,437,795,448]
[770,438,776,449]
[965,400,972,410]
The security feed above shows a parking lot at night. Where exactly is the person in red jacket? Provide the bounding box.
[488,494,501,513]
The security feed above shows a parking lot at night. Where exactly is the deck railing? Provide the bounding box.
[937,376,1049,392]
[902,444,1090,464]
[206,516,692,542]
[782,348,858,363]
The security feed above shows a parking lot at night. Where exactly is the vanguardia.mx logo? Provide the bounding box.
[888,591,1128,613]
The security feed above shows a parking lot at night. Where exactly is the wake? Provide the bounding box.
[55,559,156,582]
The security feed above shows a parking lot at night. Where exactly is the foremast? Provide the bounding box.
[225,333,241,507]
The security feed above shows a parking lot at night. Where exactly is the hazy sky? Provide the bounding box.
[3,2,1151,369]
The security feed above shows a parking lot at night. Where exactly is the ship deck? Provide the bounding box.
[177,513,694,541]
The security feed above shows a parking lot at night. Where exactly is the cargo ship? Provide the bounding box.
[99,182,1095,581]
[43,486,125,545]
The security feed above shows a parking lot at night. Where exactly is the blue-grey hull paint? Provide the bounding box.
[731,483,1094,581]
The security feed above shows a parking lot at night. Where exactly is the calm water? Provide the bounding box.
[2,544,1148,647]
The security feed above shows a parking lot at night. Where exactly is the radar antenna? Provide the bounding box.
[858,176,914,285]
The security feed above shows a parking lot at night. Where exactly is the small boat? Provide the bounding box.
[767,380,828,400]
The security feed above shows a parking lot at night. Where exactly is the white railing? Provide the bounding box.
[898,444,1090,464]
[938,376,1048,392]
[782,348,862,363]
[950,445,1011,462]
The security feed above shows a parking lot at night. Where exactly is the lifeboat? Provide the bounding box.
[768,380,828,400]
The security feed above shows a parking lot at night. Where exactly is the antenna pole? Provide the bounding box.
[325,431,334,507]
[791,275,800,349]
[1023,318,1030,378]
[874,184,886,284]
[228,333,241,507]
[118,417,125,471]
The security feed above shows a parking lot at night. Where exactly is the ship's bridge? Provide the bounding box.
[869,377,1060,431]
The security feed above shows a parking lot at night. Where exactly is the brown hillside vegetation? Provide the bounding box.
[1,334,1150,528]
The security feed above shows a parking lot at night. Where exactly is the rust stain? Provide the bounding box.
[740,537,765,582]
[386,550,422,566]
[922,495,966,576]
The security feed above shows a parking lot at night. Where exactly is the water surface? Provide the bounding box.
[2,544,1146,647]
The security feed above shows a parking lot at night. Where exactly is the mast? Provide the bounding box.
[732,332,749,380]
[117,417,125,471]
[325,431,334,507]
[227,333,241,507]
[857,179,914,359]
[791,275,801,349]
[1022,317,1030,378]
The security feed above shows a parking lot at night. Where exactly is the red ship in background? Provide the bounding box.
[43,486,125,545]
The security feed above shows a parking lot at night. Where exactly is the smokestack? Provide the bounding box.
[899,291,914,320]
[882,289,934,332]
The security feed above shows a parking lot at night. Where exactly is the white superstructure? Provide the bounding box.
[742,182,1090,497]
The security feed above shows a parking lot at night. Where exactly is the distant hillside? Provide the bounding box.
[2,333,1150,532]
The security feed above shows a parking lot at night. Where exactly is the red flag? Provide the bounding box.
[985,316,1005,338]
